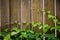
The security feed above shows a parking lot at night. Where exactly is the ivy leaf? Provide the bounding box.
[37,22,41,26]
[38,26,42,29]
[58,29,60,32]
[20,32,27,38]
[37,22,42,29]
[51,26,60,31]
[44,24,50,33]
[4,34,10,40]
[11,27,20,33]
[48,15,52,19]
[30,30,34,34]
[0,32,1,36]
[31,21,36,27]
[53,19,58,23]
[31,21,35,26]
[57,22,60,25]
[28,33,35,39]
[52,16,56,19]
[47,10,51,14]
[36,37,41,40]
[50,27,55,30]
[11,31,18,36]
[4,29,9,32]
[33,24,37,27]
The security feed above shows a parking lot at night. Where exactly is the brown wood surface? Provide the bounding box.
[1,0,9,30]
[0,0,60,30]
[0,0,1,27]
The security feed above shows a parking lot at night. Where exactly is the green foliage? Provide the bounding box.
[44,24,51,33]
[44,33,58,40]
[0,27,60,40]
[0,10,60,40]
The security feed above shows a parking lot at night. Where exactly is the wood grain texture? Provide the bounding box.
[1,0,9,30]
[44,0,54,26]
[1,0,60,30]
[32,0,42,23]
[0,0,1,27]
[56,0,60,21]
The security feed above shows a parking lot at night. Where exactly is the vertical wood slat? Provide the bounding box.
[32,0,42,23]
[56,0,60,37]
[31,0,43,31]
[20,0,22,29]
[44,0,54,25]
[42,0,45,40]
[54,0,57,37]
[8,0,11,29]
[0,0,1,27]
[21,0,31,29]
[11,0,19,22]
[1,0,9,30]
[0,0,1,32]
[56,0,60,20]
[30,0,33,29]
[44,0,54,34]
[10,0,21,28]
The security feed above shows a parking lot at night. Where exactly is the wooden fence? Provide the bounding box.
[0,0,60,39]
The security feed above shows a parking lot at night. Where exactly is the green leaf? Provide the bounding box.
[51,16,56,19]
[36,37,41,40]
[53,19,58,23]
[4,29,9,32]
[38,26,42,29]
[47,10,51,14]
[11,32,17,36]
[4,34,10,40]
[57,22,60,25]
[37,22,42,29]
[48,15,52,19]
[11,27,20,33]
[28,33,35,39]
[20,31,27,38]
[31,21,35,26]
[50,27,55,30]
[44,24,50,33]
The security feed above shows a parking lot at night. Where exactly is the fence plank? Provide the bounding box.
[32,0,42,23]
[31,0,43,32]
[1,0,60,32]
[1,0,9,30]
[10,0,21,28]
[56,0,60,20]
[11,0,20,23]
[0,0,1,27]
[0,0,1,32]
[44,0,54,25]
[56,0,60,37]
[21,0,31,29]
